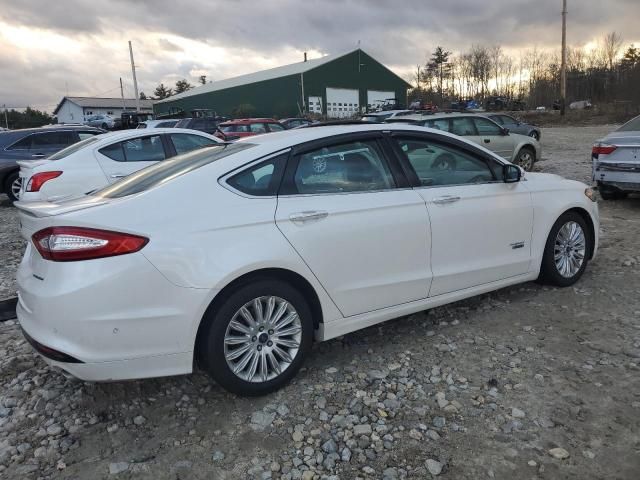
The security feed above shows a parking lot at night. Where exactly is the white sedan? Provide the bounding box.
[15,123,598,396]
[18,128,221,202]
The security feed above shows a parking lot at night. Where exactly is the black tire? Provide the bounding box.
[4,171,20,202]
[198,279,313,396]
[101,122,108,130]
[598,183,627,200]
[539,211,591,287]
[514,147,535,171]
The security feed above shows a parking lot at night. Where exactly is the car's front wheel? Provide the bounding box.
[199,279,313,396]
[539,212,591,287]
[514,147,535,171]
[4,171,21,202]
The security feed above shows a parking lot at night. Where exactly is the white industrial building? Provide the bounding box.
[53,97,154,123]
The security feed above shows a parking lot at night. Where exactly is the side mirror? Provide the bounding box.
[503,164,522,183]
[502,127,510,135]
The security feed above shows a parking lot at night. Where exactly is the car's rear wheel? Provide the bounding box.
[539,211,590,287]
[598,183,627,200]
[199,279,313,396]
[514,147,535,171]
[4,171,21,202]
[101,122,108,130]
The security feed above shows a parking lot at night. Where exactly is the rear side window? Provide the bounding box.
[157,121,178,128]
[174,119,190,128]
[170,133,216,155]
[267,123,285,132]
[450,117,477,136]
[94,143,254,198]
[293,140,396,194]
[49,136,100,161]
[423,119,450,132]
[250,123,267,133]
[226,154,287,196]
[78,131,100,140]
[99,135,165,162]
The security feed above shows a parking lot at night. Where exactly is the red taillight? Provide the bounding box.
[26,171,63,192]
[592,143,617,156]
[32,227,148,262]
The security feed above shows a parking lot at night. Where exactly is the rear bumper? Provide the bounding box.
[16,246,213,381]
[593,163,640,191]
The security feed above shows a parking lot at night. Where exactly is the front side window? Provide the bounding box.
[227,154,287,196]
[267,123,285,132]
[394,137,495,187]
[49,136,100,160]
[99,135,165,162]
[170,133,217,155]
[500,115,517,125]
[423,119,451,132]
[250,123,267,133]
[450,117,477,136]
[293,140,395,194]
[473,118,503,136]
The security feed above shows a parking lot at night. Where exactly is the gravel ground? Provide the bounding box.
[1,124,640,480]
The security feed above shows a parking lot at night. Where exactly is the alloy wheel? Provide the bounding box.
[10,176,21,200]
[223,296,302,383]
[554,221,586,278]
[515,150,534,171]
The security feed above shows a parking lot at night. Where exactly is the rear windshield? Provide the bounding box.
[93,143,254,198]
[49,136,101,160]
[174,119,191,128]
[617,115,640,132]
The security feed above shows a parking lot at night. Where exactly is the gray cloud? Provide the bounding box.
[0,0,637,111]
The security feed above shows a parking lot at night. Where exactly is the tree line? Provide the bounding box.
[411,32,640,110]
[141,75,208,100]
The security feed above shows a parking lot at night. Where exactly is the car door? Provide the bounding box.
[391,134,533,297]
[275,135,432,317]
[469,117,514,160]
[95,134,168,183]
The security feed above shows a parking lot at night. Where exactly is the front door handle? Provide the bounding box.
[289,210,329,223]
[433,195,461,205]
[31,153,46,158]
[110,174,126,179]
[483,138,491,143]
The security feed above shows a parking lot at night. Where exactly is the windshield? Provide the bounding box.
[93,143,254,198]
[48,136,101,160]
[617,115,640,132]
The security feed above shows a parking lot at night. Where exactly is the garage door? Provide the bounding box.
[308,96,322,115]
[367,90,395,110]
[326,88,359,119]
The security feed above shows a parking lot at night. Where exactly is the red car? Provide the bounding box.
[215,118,286,140]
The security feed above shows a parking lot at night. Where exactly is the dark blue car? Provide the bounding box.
[0,125,103,201]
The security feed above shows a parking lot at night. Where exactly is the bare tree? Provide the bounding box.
[603,32,623,71]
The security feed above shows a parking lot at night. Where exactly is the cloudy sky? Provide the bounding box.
[0,0,638,113]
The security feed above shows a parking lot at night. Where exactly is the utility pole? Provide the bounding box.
[3,104,8,129]
[119,77,126,112]
[128,41,140,112]
[560,0,567,116]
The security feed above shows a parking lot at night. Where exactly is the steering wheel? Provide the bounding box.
[432,153,457,171]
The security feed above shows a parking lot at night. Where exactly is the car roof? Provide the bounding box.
[0,125,102,135]
[220,118,277,125]
[92,128,221,143]
[363,110,412,116]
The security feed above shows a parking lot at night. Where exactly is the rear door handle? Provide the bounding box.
[433,195,461,205]
[110,174,126,179]
[31,153,46,158]
[483,138,491,143]
[289,210,329,223]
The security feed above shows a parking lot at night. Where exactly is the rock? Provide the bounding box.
[426,459,443,476]
[549,447,570,460]
[368,370,387,380]
[383,467,399,479]
[212,451,225,461]
[277,404,290,417]
[362,466,376,474]
[109,462,130,475]
[301,470,315,480]
[133,415,146,426]
[341,447,352,462]
[46,424,63,436]
[174,460,192,469]
[432,417,446,429]
[409,429,423,440]
[426,430,441,441]
[107,424,119,433]
[511,408,525,418]
[354,424,372,436]
[534,374,544,383]
[325,367,338,374]
[527,460,537,466]
[292,431,304,442]
[250,411,276,431]
[322,439,338,454]
[270,462,281,472]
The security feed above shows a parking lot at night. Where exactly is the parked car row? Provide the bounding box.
[14,122,599,396]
